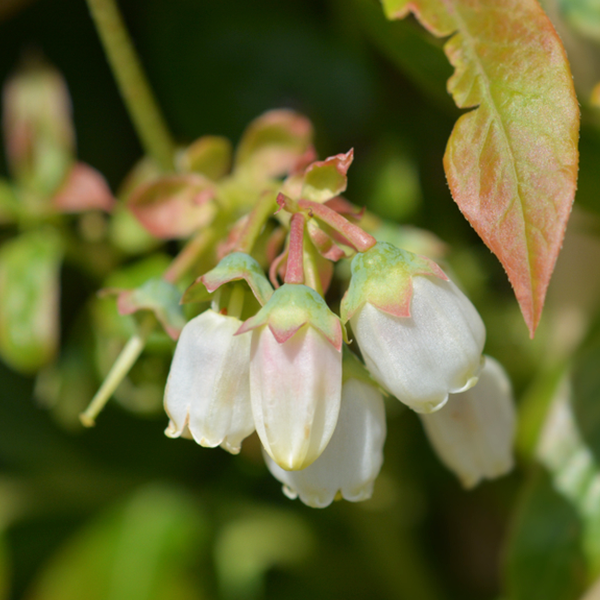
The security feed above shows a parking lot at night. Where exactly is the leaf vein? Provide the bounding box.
[448,1,534,305]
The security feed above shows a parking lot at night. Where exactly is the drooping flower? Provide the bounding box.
[164,308,253,454]
[264,369,386,508]
[164,252,274,454]
[420,356,516,488]
[237,283,344,471]
[341,242,485,413]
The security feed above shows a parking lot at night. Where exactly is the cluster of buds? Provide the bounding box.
[156,111,516,507]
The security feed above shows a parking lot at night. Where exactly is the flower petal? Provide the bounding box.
[164,309,254,453]
[420,356,516,488]
[351,276,485,413]
[264,377,386,508]
[250,325,342,470]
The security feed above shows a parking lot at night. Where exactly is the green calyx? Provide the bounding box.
[340,241,447,322]
[236,283,344,350]
[182,252,273,306]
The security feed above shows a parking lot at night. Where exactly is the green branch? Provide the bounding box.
[86,0,176,171]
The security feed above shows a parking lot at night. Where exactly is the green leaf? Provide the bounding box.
[177,135,232,180]
[26,485,208,600]
[381,0,580,336]
[506,469,586,600]
[0,536,11,600]
[0,229,62,373]
[537,372,600,576]
[516,365,566,460]
[109,204,163,255]
[557,0,600,42]
[0,180,19,224]
[214,508,314,600]
[362,144,422,222]
[572,343,600,462]
[183,252,273,306]
[94,254,174,343]
[113,278,186,341]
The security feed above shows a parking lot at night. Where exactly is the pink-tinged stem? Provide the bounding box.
[298,198,376,252]
[265,226,287,264]
[235,191,278,254]
[276,192,298,213]
[284,213,306,284]
[269,246,287,288]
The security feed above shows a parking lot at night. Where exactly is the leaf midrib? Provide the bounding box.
[448,1,536,313]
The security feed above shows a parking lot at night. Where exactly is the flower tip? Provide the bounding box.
[282,485,298,501]
[234,317,259,337]
[220,440,242,455]
[269,322,306,344]
[460,474,481,490]
[79,413,96,428]
[452,374,480,395]
[164,420,181,438]
[411,393,449,414]
[459,455,514,489]
[267,445,316,471]
[341,147,354,169]
[343,483,375,503]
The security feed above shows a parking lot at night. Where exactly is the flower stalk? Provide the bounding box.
[234,191,278,254]
[163,228,216,284]
[297,198,376,252]
[79,314,156,426]
[86,0,176,171]
[284,213,306,284]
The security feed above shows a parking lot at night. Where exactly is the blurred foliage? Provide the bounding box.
[0,1,600,600]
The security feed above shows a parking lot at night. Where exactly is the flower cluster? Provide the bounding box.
[159,113,516,508]
[164,249,514,507]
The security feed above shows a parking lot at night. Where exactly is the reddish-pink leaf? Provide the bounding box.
[234,109,314,179]
[128,174,217,239]
[52,162,116,213]
[382,0,580,336]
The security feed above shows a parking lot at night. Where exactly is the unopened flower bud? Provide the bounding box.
[3,59,74,194]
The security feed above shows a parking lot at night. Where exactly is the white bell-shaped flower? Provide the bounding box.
[264,377,386,508]
[238,284,344,471]
[420,356,516,488]
[164,309,254,454]
[341,242,485,413]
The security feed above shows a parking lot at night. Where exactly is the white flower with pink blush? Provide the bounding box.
[420,356,516,487]
[341,242,485,414]
[237,283,344,471]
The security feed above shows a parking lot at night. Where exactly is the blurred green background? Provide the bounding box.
[2,0,600,599]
